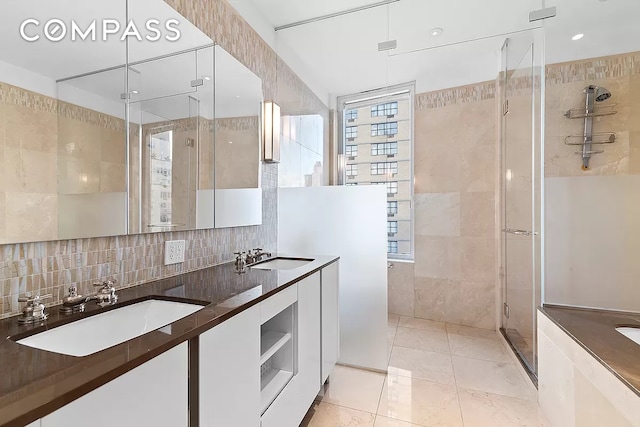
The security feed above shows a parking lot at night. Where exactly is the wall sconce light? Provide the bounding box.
[263,101,281,162]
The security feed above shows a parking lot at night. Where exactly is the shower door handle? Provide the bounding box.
[502,228,539,236]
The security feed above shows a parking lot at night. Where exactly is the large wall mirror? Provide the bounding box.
[0,0,263,244]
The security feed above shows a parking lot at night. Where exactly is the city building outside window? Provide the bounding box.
[371,101,398,117]
[338,83,414,260]
[371,142,398,156]
[387,201,398,216]
[370,162,398,176]
[387,221,398,235]
[371,122,398,137]
[346,126,358,139]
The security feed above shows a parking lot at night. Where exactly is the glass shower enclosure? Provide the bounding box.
[499,29,544,381]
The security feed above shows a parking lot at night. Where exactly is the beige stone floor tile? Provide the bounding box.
[307,402,376,427]
[374,415,423,426]
[377,375,463,426]
[388,346,455,385]
[394,327,451,354]
[321,365,387,413]
[446,324,499,340]
[458,388,543,427]
[448,333,511,362]
[398,316,446,332]
[452,356,537,401]
[389,313,400,327]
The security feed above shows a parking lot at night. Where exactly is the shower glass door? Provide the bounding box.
[500,30,543,379]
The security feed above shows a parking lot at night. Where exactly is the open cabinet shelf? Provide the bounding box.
[260,331,292,364]
[260,368,293,414]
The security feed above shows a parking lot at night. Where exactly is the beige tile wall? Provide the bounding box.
[389,81,499,330]
[0,0,329,319]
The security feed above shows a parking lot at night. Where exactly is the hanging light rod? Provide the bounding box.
[275,0,400,31]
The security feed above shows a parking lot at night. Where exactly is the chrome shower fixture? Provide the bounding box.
[587,85,612,103]
[579,85,613,169]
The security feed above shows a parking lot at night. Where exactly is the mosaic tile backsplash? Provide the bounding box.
[0,0,328,319]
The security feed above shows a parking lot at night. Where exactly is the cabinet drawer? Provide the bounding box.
[261,284,297,324]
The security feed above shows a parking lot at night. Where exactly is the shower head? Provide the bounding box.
[584,85,612,102]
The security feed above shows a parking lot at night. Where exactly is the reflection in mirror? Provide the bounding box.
[0,0,128,243]
[212,45,263,228]
[57,67,128,239]
[128,45,214,233]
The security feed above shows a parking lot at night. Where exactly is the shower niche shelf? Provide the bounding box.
[564,104,617,119]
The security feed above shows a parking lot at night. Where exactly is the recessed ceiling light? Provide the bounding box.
[131,90,139,94]
[203,76,211,81]
[236,95,240,98]
[430,27,443,36]
[572,33,584,41]
[228,141,233,144]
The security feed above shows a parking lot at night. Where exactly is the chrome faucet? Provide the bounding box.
[18,294,51,325]
[234,252,247,273]
[248,248,272,264]
[61,280,118,314]
[90,280,118,306]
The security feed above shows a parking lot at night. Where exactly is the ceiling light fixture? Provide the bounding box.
[430,27,443,36]
[131,90,139,94]
[572,33,584,41]
[203,76,211,81]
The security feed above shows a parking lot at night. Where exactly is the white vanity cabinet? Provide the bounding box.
[261,272,321,427]
[41,343,189,427]
[321,261,339,384]
[200,304,261,427]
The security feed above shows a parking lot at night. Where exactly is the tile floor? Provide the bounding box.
[303,315,550,427]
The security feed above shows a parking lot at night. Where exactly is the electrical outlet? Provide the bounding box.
[164,240,186,265]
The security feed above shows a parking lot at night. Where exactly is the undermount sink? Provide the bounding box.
[15,299,205,357]
[616,326,640,346]
[250,257,314,271]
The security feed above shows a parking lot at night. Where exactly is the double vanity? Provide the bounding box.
[0,255,339,427]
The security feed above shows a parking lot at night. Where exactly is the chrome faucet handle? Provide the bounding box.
[18,294,52,325]
[18,294,52,304]
[93,279,117,290]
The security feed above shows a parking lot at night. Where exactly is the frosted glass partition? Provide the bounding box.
[278,186,388,371]
[59,193,127,239]
[545,175,640,311]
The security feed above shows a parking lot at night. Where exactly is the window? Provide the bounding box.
[346,182,358,186]
[372,181,399,195]
[387,201,398,216]
[371,102,398,117]
[346,145,358,157]
[387,221,398,235]
[338,84,414,260]
[371,142,398,156]
[346,126,358,139]
[370,162,398,176]
[371,122,398,137]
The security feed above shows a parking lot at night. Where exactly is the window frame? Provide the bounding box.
[338,82,415,261]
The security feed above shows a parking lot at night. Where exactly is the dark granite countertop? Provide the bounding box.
[540,305,640,397]
[0,254,339,427]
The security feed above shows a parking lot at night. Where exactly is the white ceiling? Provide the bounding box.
[235,0,640,100]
